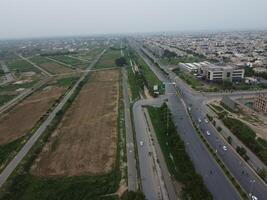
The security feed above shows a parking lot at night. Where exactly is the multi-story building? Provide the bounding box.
[179,61,244,82]
[254,93,267,113]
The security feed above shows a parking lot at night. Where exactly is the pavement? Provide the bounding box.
[0,49,106,188]
[137,43,267,200]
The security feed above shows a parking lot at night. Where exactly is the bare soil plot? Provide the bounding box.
[31,69,120,177]
[40,62,73,74]
[0,86,65,145]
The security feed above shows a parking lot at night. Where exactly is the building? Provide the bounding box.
[198,61,244,82]
[253,93,267,113]
[179,61,244,82]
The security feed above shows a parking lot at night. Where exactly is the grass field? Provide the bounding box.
[95,49,121,69]
[7,59,39,72]
[0,80,38,93]
[30,56,73,74]
[31,69,120,176]
[133,50,164,94]
[0,94,16,106]
[0,70,123,200]
[50,55,84,66]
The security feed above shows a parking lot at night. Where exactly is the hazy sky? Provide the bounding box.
[0,0,266,39]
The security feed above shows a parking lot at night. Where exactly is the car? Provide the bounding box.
[249,194,258,200]
[223,145,227,151]
[140,141,144,146]
[198,118,202,123]
[204,118,209,123]
[206,131,211,136]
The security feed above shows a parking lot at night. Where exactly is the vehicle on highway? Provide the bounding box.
[206,131,211,136]
[204,118,209,123]
[198,117,202,123]
[249,193,258,200]
[223,145,227,151]
[140,141,144,146]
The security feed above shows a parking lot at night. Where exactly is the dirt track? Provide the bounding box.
[0,86,65,145]
[31,69,120,176]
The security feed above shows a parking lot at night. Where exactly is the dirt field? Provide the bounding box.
[40,62,73,74]
[31,69,120,177]
[0,86,65,145]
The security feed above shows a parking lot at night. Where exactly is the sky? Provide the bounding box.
[0,0,267,39]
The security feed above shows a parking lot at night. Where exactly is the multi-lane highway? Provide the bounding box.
[137,43,267,199]
[131,41,243,199]
[0,49,106,188]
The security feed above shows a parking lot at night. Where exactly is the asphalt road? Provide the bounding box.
[122,67,138,191]
[133,43,242,200]
[138,44,267,199]
[0,49,106,188]
[133,98,167,200]
[143,108,178,200]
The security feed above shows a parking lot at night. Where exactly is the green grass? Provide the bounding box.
[131,50,164,95]
[0,136,26,168]
[95,49,121,69]
[127,68,140,101]
[0,80,38,93]
[56,77,78,87]
[0,95,16,106]
[160,55,202,65]
[0,73,123,200]
[223,117,267,165]
[30,56,49,65]
[173,68,204,90]
[147,103,212,200]
[7,60,37,72]
[50,55,83,66]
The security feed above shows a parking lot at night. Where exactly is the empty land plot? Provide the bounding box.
[31,69,120,177]
[7,59,40,73]
[30,56,73,74]
[0,86,66,145]
[95,49,121,69]
[50,55,84,66]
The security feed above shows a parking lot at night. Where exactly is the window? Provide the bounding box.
[227,72,231,78]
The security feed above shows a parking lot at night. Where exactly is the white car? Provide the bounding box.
[223,145,227,151]
[249,194,258,200]
[204,118,209,123]
[140,141,144,146]
[206,131,211,136]
[198,118,202,123]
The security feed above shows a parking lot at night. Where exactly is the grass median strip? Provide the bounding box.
[147,103,212,200]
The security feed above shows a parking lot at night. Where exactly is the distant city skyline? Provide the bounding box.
[0,0,267,39]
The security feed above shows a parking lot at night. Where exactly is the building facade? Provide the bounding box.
[254,93,267,113]
[179,61,244,82]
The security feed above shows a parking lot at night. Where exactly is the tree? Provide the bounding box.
[227,136,232,144]
[115,57,127,66]
[163,49,176,59]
